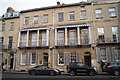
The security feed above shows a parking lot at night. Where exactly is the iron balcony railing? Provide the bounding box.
[0,44,13,50]
[56,38,89,46]
[19,41,48,47]
[97,37,120,43]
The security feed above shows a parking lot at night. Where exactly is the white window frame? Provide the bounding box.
[112,26,118,42]
[69,11,75,20]
[24,17,29,24]
[58,12,64,22]
[58,53,64,65]
[95,8,103,18]
[31,32,37,46]
[58,30,64,45]
[42,31,46,46]
[69,30,76,45]
[30,53,37,65]
[10,22,14,31]
[80,10,87,19]
[22,33,27,46]
[20,53,26,65]
[97,27,105,42]
[114,47,120,61]
[33,16,39,24]
[81,29,89,44]
[43,14,48,23]
[109,7,116,17]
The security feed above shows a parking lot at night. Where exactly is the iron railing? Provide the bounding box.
[97,37,120,43]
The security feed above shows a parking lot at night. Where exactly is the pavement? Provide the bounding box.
[3,70,108,75]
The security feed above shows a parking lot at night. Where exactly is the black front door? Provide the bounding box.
[10,54,14,69]
[84,52,91,66]
[43,53,48,66]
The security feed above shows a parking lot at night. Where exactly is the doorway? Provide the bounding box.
[84,52,91,66]
[10,54,14,69]
[43,53,48,66]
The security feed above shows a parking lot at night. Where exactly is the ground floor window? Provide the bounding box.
[57,52,79,66]
[96,48,110,62]
[20,53,38,65]
[70,52,77,62]
[58,53,64,65]
[112,47,120,61]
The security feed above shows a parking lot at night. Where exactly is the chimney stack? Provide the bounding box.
[57,1,60,6]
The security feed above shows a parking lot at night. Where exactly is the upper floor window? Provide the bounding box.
[42,31,46,46]
[97,27,105,42]
[58,12,64,21]
[112,27,118,42]
[24,17,29,24]
[0,23,5,31]
[109,7,117,17]
[0,37,4,49]
[8,36,13,49]
[33,16,39,24]
[0,37,4,45]
[80,10,87,19]
[43,14,48,23]
[31,32,37,46]
[69,11,75,20]
[81,29,89,44]
[95,8,103,18]
[69,30,76,45]
[10,22,14,31]
[58,30,64,45]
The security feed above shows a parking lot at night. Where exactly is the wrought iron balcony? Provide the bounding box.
[19,41,48,48]
[97,37,120,44]
[0,44,13,50]
[56,38,90,46]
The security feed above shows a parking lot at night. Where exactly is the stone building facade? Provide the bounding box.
[0,1,120,72]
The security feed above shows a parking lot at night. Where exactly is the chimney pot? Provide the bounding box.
[57,1,60,5]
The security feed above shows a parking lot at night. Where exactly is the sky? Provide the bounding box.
[0,0,87,16]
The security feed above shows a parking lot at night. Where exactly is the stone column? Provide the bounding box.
[65,28,68,45]
[37,30,39,46]
[77,27,80,45]
[55,28,57,46]
[26,30,29,46]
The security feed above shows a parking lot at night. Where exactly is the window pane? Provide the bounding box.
[109,8,116,17]
[115,47,120,61]
[69,11,75,20]
[58,53,64,65]
[42,31,46,46]
[24,17,29,24]
[10,22,14,31]
[32,32,37,46]
[58,31,64,45]
[58,12,64,21]
[33,16,38,24]
[31,53,36,64]
[81,29,89,44]
[8,36,13,49]
[43,14,48,23]
[98,27,104,35]
[22,33,27,46]
[80,10,86,19]
[70,53,77,62]
[100,48,107,61]
[69,30,76,45]
[96,9,102,18]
